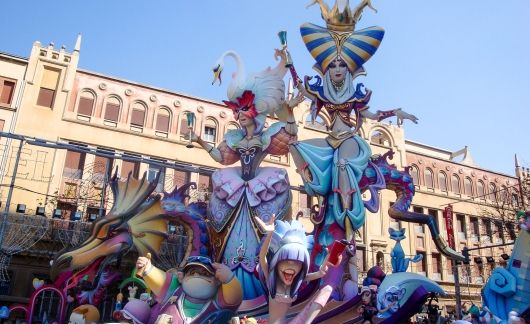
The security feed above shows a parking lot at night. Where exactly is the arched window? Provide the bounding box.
[512,193,519,207]
[452,174,461,194]
[370,130,392,146]
[155,107,171,134]
[376,251,385,268]
[464,177,473,197]
[477,180,485,200]
[488,183,497,201]
[104,96,121,124]
[305,114,328,131]
[410,165,420,187]
[438,172,448,192]
[203,118,218,143]
[225,122,240,133]
[425,168,434,189]
[500,185,509,204]
[130,101,147,128]
[77,90,95,116]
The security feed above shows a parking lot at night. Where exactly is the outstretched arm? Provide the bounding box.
[136,256,170,300]
[306,249,341,281]
[283,93,304,136]
[361,107,418,125]
[255,215,275,284]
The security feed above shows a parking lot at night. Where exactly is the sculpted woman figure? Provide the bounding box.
[189,49,303,303]
[289,0,418,295]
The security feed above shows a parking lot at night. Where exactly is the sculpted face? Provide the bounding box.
[181,266,219,300]
[361,290,371,305]
[276,260,303,286]
[328,57,348,83]
[238,113,255,128]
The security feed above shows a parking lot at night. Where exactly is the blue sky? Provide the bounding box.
[1,1,529,176]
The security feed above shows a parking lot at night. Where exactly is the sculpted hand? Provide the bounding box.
[212,262,234,284]
[287,92,304,109]
[136,255,152,277]
[274,48,287,63]
[394,108,418,125]
[255,214,275,233]
[183,129,199,142]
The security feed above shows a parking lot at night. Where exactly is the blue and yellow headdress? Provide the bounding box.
[301,0,385,74]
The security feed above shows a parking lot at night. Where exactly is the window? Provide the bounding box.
[512,193,519,207]
[0,77,16,106]
[179,112,194,139]
[477,180,485,200]
[410,165,420,187]
[104,96,121,123]
[456,214,466,240]
[148,164,165,192]
[438,172,448,192]
[37,67,59,108]
[488,183,497,201]
[452,174,461,194]
[416,252,427,275]
[447,259,454,275]
[121,155,140,179]
[464,177,473,196]
[93,148,114,179]
[500,186,509,204]
[432,253,442,280]
[494,221,503,243]
[156,108,171,133]
[77,90,95,116]
[204,119,217,143]
[197,173,212,202]
[225,122,240,132]
[469,217,479,242]
[424,168,434,189]
[63,150,86,179]
[130,102,146,127]
[173,169,190,189]
[376,251,385,268]
[305,114,328,131]
[482,219,492,243]
[370,130,391,146]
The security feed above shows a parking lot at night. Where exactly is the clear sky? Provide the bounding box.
[1,1,529,176]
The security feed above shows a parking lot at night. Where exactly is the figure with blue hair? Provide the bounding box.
[255,216,337,324]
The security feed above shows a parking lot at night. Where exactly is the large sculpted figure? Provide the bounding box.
[190,50,303,301]
[289,0,418,292]
[136,255,243,323]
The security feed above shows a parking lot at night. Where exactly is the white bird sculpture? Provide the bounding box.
[212,50,288,116]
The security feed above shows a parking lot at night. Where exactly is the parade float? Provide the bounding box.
[9,1,530,323]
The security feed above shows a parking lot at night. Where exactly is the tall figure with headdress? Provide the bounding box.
[188,49,303,305]
[289,0,418,298]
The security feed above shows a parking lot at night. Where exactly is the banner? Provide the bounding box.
[443,205,455,249]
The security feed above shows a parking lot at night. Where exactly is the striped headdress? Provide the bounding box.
[300,22,384,74]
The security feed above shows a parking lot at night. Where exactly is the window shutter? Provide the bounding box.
[0,80,15,104]
[78,97,94,116]
[131,109,145,126]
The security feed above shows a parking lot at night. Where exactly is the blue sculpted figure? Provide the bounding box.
[388,228,423,273]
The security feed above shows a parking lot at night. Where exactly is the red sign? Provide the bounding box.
[443,205,455,249]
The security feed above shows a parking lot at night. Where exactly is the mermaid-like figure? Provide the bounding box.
[289,0,418,294]
[190,50,303,303]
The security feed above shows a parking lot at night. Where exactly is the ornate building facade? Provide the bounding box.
[0,37,520,316]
